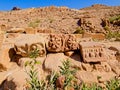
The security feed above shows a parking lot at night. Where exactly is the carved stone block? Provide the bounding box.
[46,34,78,52]
[46,34,64,52]
[14,34,46,57]
[80,42,107,63]
[64,34,78,51]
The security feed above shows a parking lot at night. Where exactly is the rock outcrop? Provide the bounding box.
[44,53,65,72]
[11,7,21,11]
[0,5,119,34]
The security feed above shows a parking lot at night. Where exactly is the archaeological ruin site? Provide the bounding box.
[0,4,120,90]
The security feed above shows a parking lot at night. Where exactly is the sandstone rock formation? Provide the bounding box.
[0,47,15,71]
[11,7,21,11]
[75,71,98,83]
[44,53,65,72]
[93,71,116,83]
[78,17,103,33]
[0,5,119,34]
[102,41,120,61]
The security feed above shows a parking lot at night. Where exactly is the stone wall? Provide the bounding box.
[1,32,118,64]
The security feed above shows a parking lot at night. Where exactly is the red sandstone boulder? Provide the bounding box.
[75,71,98,83]
[0,47,15,71]
[56,75,65,88]
[108,60,120,75]
[44,53,65,72]
[2,69,28,90]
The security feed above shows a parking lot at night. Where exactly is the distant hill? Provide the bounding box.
[0,4,120,33]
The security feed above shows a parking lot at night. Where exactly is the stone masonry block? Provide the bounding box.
[79,42,108,63]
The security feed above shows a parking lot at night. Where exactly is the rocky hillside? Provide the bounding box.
[0,4,120,33]
[0,4,120,90]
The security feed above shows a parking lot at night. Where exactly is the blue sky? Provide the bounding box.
[0,0,120,11]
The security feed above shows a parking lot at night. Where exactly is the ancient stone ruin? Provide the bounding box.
[14,34,46,57]
[46,34,78,52]
[0,26,119,90]
[80,42,107,62]
[0,5,120,89]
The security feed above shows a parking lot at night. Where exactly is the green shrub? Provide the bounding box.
[34,19,41,23]
[25,53,120,90]
[60,60,80,90]
[39,80,47,90]
[28,49,40,59]
[109,15,120,23]
[104,25,110,31]
[106,78,120,90]
[60,60,76,76]
[28,19,40,28]
[47,72,59,90]
[106,31,120,40]
[25,49,41,90]
[74,27,85,34]
[81,83,102,90]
